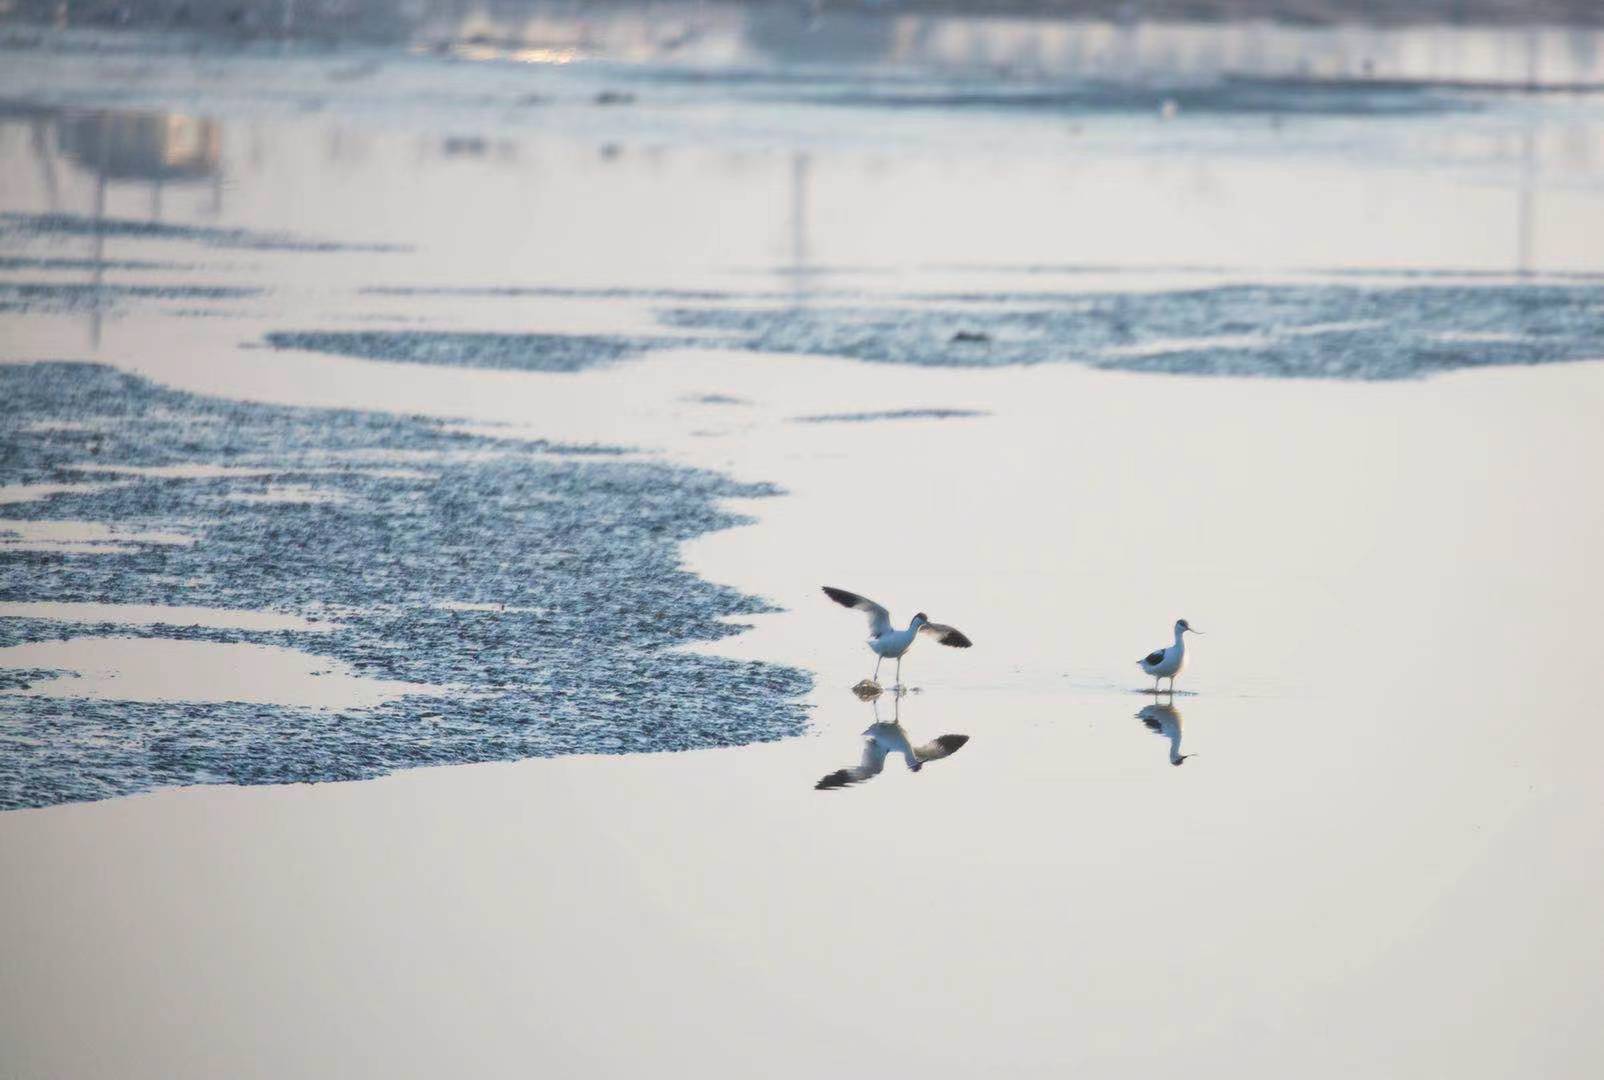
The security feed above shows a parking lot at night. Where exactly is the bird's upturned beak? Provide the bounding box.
[1188,627,1203,634]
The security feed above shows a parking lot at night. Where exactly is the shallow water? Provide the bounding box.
[2,7,1604,1079]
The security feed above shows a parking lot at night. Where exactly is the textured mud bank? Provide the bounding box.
[263,330,658,373]
[1,212,407,253]
[0,362,810,810]
[0,280,260,314]
[656,284,1604,378]
[292,282,1604,380]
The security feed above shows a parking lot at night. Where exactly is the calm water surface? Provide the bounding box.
[2,7,1603,1077]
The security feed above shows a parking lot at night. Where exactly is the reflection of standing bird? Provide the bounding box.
[1139,618,1200,693]
[1137,702,1191,766]
[822,586,971,687]
[815,689,969,790]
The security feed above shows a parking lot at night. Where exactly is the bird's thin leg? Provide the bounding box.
[1153,675,1160,693]
[873,655,882,683]
[1169,677,1177,694]
[895,655,902,689]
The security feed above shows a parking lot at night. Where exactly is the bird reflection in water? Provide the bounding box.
[815,683,969,790]
[1136,701,1193,766]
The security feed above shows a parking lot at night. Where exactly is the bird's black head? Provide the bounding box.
[913,611,929,623]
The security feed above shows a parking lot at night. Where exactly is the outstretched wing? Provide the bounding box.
[912,733,970,764]
[1141,648,1166,666]
[815,736,890,790]
[822,586,892,637]
[919,621,973,648]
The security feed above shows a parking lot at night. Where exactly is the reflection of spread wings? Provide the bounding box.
[919,622,973,648]
[815,735,890,790]
[913,733,970,762]
[1142,648,1166,666]
[816,726,970,790]
[822,586,891,637]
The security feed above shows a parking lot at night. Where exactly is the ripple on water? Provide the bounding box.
[0,361,810,811]
[790,408,989,423]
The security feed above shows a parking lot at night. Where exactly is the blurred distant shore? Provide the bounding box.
[2,0,1602,41]
[829,1,1603,26]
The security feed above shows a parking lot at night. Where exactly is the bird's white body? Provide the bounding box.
[1140,627,1187,679]
[1139,619,1198,692]
[869,624,920,659]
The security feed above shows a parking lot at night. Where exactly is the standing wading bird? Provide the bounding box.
[815,686,970,790]
[821,585,972,687]
[1139,618,1201,693]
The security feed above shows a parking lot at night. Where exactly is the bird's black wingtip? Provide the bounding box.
[934,734,970,753]
[942,629,974,648]
[821,585,856,608]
